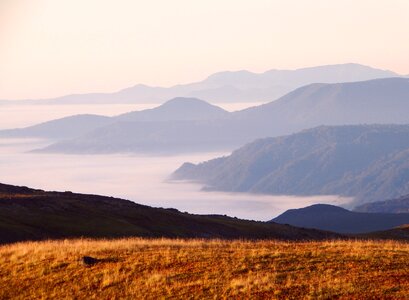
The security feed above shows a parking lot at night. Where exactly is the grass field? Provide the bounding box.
[1,238,408,299]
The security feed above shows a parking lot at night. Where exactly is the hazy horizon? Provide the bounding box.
[2,0,409,99]
[0,63,404,101]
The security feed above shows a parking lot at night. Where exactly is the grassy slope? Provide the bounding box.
[0,238,408,299]
[0,183,338,243]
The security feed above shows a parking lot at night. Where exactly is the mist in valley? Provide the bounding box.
[0,135,350,221]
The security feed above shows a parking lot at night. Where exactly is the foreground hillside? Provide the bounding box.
[0,183,337,244]
[0,238,408,299]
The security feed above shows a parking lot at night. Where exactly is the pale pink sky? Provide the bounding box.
[1,0,409,99]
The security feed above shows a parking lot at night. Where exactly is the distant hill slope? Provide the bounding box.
[0,114,112,140]
[0,183,339,244]
[0,97,228,141]
[354,195,409,213]
[116,97,228,122]
[36,78,409,154]
[172,124,409,204]
[271,204,409,234]
[37,120,246,154]
[1,63,398,105]
[233,77,409,134]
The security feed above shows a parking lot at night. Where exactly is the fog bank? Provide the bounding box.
[0,139,351,220]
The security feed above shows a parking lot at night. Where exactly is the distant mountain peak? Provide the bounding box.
[290,204,349,213]
[114,97,228,123]
[272,203,409,234]
[162,97,216,106]
[292,63,399,74]
[204,70,256,80]
[152,97,228,113]
[3,63,401,104]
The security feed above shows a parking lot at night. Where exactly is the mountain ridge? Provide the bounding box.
[1,63,399,104]
[354,195,409,213]
[271,204,409,233]
[172,124,409,204]
[33,77,409,154]
[0,97,227,141]
[0,182,340,244]
[2,77,409,155]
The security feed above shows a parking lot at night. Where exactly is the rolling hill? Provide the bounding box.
[172,124,409,204]
[0,182,339,244]
[271,204,409,233]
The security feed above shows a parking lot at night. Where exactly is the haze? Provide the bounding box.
[0,139,349,220]
[1,0,409,99]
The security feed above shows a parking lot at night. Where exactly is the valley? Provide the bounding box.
[0,139,347,221]
[3,2,409,298]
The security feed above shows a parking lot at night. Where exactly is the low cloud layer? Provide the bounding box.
[0,139,351,220]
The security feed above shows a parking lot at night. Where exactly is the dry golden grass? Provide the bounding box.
[0,238,408,299]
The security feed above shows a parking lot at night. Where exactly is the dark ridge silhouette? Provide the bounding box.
[271,204,409,234]
[0,182,340,244]
[360,224,409,240]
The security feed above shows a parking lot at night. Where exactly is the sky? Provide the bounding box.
[1,0,409,99]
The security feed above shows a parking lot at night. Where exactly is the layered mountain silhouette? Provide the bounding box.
[233,77,409,130]
[116,97,228,122]
[354,195,409,213]
[271,204,409,234]
[0,114,112,140]
[18,77,409,154]
[172,124,409,204]
[0,97,228,141]
[0,64,399,104]
[0,182,339,244]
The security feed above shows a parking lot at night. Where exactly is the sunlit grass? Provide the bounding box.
[0,238,408,299]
